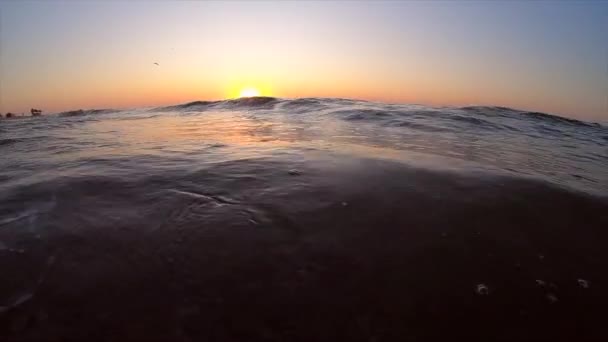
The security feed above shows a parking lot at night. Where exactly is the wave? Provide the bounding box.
[147,98,608,148]
[523,110,601,128]
[460,105,513,113]
[149,98,602,129]
[0,154,607,340]
[221,96,279,108]
[1,95,607,341]
[329,108,396,121]
[57,109,118,117]
[279,98,323,108]
[449,114,501,128]
[153,97,370,113]
[154,100,217,112]
[0,138,23,146]
[385,119,453,132]
[460,105,599,128]
[154,96,280,112]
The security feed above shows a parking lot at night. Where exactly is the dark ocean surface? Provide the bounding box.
[1,97,607,341]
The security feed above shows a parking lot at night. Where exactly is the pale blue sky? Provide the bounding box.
[1,1,607,120]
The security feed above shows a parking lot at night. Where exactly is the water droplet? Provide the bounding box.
[476,284,489,295]
[9,248,26,254]
[13,293,33,307]
[577,278,590,289]
[546,293,558,304]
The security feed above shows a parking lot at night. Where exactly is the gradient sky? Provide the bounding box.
[1,1,607,120]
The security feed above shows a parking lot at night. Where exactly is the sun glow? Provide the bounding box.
[226,82,272,99]
[239,88,261,98]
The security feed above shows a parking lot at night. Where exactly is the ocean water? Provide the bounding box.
[1,97,607,340]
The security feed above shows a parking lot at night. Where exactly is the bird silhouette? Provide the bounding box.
[153,62,159,66]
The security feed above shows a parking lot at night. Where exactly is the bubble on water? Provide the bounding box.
[0,212,34,227]
[0,292,35,317]
[546,293,558,304]
[13,293,33,307]
[476,284,489,295]
[577,279,590,289]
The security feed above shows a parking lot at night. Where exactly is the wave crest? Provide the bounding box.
[58,109,118,117]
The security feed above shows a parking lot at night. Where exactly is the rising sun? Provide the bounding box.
[239,87,261,98]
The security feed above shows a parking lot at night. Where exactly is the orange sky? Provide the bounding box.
[1,2,606,121]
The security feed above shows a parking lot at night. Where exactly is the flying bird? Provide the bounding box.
[153,62,159,66]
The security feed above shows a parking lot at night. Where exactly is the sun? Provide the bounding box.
[227,83,271,99]
[239,87,261,98]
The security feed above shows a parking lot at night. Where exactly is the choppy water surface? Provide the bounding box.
[1,98,607,341]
